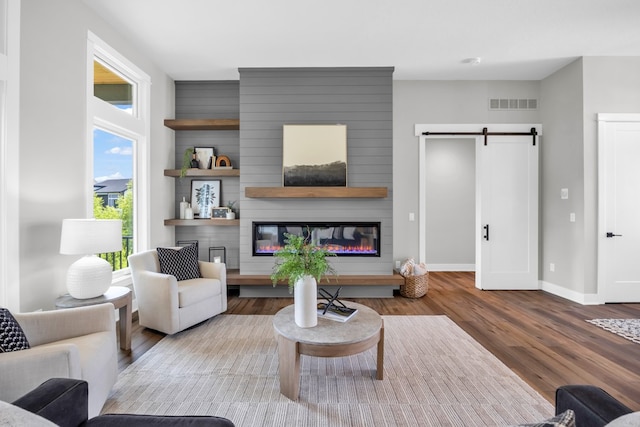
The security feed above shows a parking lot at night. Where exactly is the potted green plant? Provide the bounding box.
[225,200,236,219]
[271,230,336,328]
[180,147,198,178]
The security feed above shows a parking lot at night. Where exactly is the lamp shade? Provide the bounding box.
[60,219,122,255]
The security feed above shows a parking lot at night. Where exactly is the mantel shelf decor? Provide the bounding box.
[245,187,388,199]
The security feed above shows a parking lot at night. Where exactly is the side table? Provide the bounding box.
[55,286,132,351]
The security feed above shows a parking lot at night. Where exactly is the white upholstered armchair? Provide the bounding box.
[0,303,118,418]
[128,248,227,335]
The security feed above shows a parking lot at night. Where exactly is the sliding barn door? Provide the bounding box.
[476,135,538,290]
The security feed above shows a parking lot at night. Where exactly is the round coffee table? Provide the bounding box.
[273,302,384,400]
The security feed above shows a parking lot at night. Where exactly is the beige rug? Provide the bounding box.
[103,315,553,426]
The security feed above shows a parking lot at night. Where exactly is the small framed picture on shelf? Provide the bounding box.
[190,180,221,218]
[194,147,215,169]
[211,207,229,218]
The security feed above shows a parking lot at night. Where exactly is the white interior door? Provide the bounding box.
[598,115,640,302]
[476,135,538,290]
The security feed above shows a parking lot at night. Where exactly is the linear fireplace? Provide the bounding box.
[252,221,380,257]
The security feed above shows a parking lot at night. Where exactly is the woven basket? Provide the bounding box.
[400,273,429,298]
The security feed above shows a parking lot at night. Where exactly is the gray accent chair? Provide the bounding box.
[128,249,227,335]
[0,303,118,418]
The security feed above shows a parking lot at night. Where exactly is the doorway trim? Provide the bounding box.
[415,123,541,282]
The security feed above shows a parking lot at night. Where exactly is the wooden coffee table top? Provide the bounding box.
[273,302,382,345]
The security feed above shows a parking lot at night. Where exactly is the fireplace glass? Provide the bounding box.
[253,222,380,257]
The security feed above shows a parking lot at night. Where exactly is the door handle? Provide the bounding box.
[483,224,490,241]
[606,232,622,238]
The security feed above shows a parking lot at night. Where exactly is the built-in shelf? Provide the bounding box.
[245,187,388,198]
[164,219,239,226]
[163,119,240,131]
[164,169,240,177]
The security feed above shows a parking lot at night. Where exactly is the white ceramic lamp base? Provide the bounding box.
[66,255,112,299]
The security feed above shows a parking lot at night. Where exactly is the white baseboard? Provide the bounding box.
[426,264,475,272]
[539,280,601,305]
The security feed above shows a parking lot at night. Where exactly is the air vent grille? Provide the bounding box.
[489,98,538,110]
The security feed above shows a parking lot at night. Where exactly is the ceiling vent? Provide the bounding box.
[489,98,538,110]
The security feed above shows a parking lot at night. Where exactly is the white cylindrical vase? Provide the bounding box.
[294,275,317,328]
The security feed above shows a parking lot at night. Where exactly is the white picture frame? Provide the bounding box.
[190,180,221,218]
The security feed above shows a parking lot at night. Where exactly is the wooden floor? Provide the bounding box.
[118,272,640,409]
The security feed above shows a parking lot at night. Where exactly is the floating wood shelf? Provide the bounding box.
[244,187,388,198]
[164,169,240,177]
[164,119,240,130]
[164,219,239,226]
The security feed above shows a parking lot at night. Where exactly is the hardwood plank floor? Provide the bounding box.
[118,272,640,409]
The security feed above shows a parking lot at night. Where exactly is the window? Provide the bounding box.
[87,32,150,278]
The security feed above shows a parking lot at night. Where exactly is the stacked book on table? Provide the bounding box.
[317,287,358,322]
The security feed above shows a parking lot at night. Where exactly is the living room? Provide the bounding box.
[3,0,640,425]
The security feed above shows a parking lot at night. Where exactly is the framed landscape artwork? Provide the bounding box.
[282,124,347,187]
[190,180,221,218]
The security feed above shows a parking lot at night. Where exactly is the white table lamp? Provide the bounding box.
[60,219,122,299]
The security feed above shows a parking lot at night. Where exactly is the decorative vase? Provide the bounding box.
[226,211,236,220]
[294,275,317,328]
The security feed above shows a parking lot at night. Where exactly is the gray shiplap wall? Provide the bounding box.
[174,81,240,267]
[238,67,394,275]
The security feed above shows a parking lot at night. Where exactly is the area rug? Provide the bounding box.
[586,318,640,344]
[103,315,553,426]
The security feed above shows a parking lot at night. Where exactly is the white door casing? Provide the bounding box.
[598,114,640,303]
[416,124,540,290]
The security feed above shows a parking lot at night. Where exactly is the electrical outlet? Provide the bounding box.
[549,263,555,272]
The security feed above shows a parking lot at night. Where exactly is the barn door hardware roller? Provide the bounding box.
[422,127,538,146]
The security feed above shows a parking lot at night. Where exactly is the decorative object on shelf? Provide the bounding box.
[225,200,236,219]
[215,155,232,168]
[282,124,347,187]
[179,197,188,219]
[190,180,220,218]
[271,230,337,328]
[181,147,196,178]
[184,203,194,219]
[212,207,229,218]
[195,147,215,170]
[59,218,122,299]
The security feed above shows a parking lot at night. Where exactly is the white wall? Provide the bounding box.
[424,138,475,267]
[19,0,174,311]
[540,59,585,293]
[392,80,540,267]
[540,57,640,298]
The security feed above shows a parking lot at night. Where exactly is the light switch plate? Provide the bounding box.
[561,188,569,199]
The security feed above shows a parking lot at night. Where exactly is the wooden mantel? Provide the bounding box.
[244,187,388,198]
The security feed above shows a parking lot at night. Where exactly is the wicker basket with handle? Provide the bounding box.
[400,273,429,298]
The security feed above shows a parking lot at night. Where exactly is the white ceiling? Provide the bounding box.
[83,0,640,81]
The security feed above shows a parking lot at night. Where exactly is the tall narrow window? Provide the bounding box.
[88,32,150,278]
